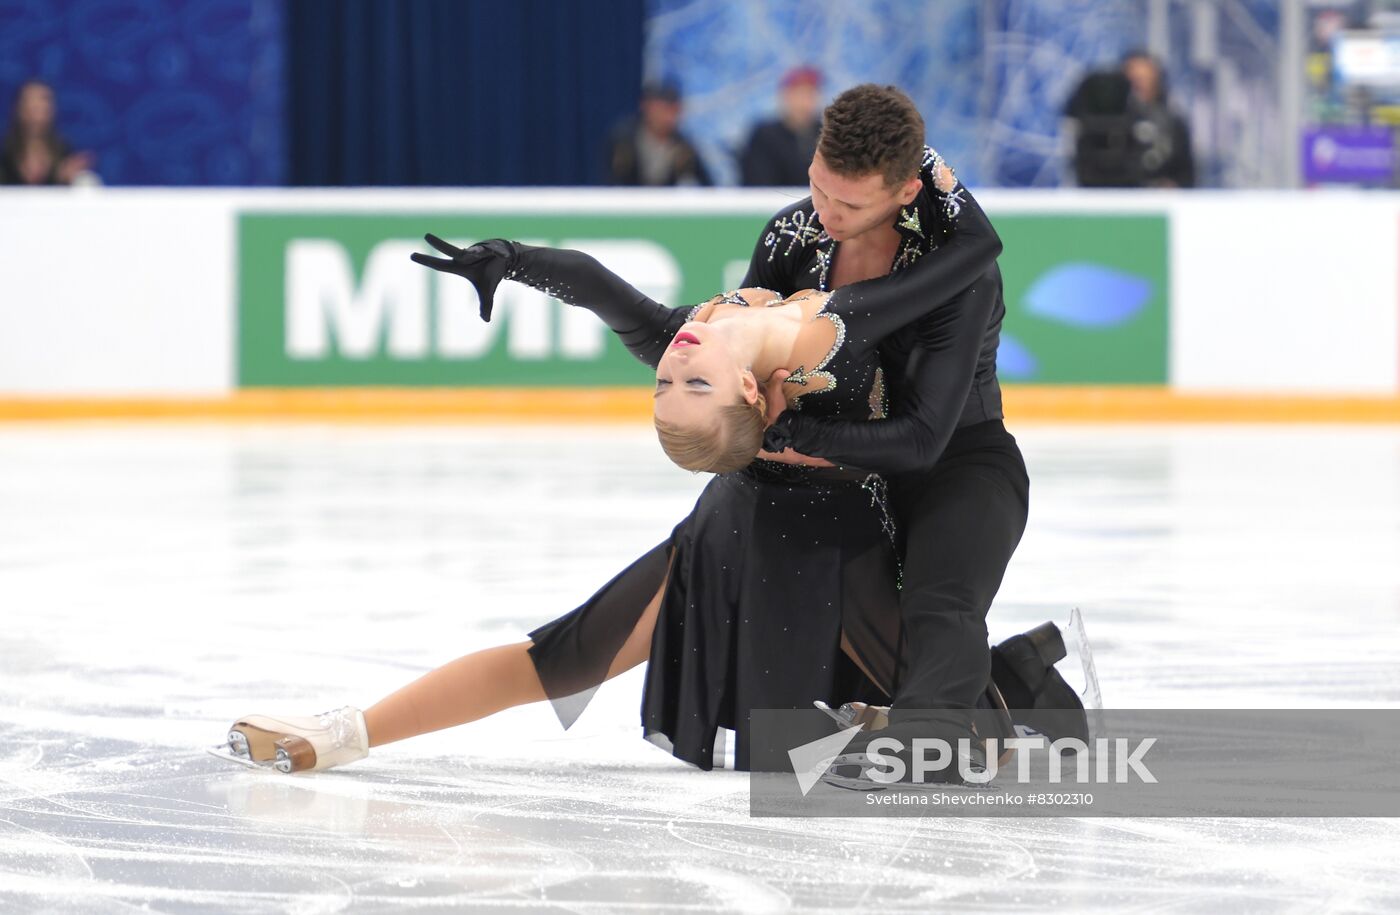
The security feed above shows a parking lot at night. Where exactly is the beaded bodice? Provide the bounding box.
[687,286,880,423]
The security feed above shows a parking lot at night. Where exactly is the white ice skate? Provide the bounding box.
[221,706,368,774]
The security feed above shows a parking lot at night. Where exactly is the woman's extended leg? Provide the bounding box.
[362,575,667,748]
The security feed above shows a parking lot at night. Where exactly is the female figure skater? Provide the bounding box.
[223,156,1070,776]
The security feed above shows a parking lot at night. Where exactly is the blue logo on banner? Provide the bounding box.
[1024,264,1153,327]
[995,333,1038,380]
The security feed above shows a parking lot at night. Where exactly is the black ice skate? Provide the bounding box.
[816,681,1017,768]
[990,619,1092,745]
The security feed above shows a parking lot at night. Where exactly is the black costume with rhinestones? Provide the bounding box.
[748,148,1006,473]
[742,147,1032,745]
[456,184,1002,770]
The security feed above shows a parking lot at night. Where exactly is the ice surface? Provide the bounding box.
[2,422,1398,912]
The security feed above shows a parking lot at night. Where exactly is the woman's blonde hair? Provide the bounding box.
[655,391,767,473]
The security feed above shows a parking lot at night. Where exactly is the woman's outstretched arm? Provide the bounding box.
[412,235,686,370]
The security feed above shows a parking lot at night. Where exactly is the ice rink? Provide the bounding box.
[2,421,1399,912]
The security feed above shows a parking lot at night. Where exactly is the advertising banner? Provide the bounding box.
[1302,126,1396,185]
[238,211,1169,387]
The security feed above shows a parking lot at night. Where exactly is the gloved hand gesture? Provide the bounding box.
[409,234,515,320]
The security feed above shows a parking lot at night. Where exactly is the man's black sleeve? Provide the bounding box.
[766,267,1001,474]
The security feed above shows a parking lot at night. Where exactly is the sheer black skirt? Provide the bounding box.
[527,463,902,771]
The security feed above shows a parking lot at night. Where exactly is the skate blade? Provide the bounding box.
[1068,607,1106,740]
[1067,607,1102,711]
[813,701,854,729]
[812,700,889,731]
[819,755,887,792]
[206,744,274,770]
[819,767,999,793]
[821,772,886,792]
[821,752,1001,793]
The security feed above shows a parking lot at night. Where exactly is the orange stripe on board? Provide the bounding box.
[1,386,1399,423]
[1005,387,1400,423]
[0,388,654,423]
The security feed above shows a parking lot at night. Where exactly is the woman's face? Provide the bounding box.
[653,322,757,431]
[16,83,55,132]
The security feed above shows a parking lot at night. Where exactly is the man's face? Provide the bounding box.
[1123,56,1161,104]
[641,98,682,137]
[780,83,821,126]
[808,152,919,242]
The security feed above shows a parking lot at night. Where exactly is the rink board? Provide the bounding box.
[0,188,1398,412]
[235,210,1169,387]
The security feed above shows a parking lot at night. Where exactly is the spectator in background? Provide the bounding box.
[1,80,94,186]
[739,66,823,186]
[1121,51,1194,188]
[1065,52,1194,188]
[607,80,712,187]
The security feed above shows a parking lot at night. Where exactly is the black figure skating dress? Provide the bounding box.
[458,184,1001,771]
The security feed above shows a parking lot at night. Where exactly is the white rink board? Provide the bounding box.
[1169,192,1400,393]
[1,422,1398,911]
[1,187,1398,396]
[0,190,236,395]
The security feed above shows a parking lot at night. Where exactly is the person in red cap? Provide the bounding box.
[739,67,824,186]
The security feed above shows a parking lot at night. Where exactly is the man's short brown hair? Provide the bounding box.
[817,84,926,187]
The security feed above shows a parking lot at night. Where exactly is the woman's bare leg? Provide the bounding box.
[362,642,545,747]
[363,575,666,748]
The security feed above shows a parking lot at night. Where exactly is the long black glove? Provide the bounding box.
[411,233,685,369]
[410,234,514,321]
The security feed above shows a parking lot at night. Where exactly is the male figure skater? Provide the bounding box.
[745,84,1084,784]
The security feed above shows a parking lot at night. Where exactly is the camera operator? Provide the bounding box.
[1066,51,1195,189]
